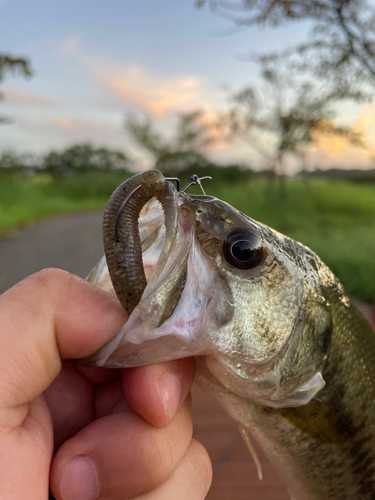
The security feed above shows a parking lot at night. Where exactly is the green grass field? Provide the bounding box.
[0,171,374,303]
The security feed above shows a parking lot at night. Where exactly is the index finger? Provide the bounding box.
[0,268,127,412]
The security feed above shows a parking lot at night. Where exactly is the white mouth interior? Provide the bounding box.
[139,197,166,281]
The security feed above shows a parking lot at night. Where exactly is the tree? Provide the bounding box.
[197,1,375,87]
[0,53,32,123]
[224,56,364,191]
[197,0,373,184]
[0,54,32,81]
[0,150,40,174]
[125,111,225,174]
[43,144,132,177]
[125,111,254,183]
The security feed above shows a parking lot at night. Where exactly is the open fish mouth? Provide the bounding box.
[84,170,215,368]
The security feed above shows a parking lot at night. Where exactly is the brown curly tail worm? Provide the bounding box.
[103,170,166,314]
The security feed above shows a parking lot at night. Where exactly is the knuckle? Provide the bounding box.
[26,268,72,296]
[147,427,177,484]
[188,440,213,498]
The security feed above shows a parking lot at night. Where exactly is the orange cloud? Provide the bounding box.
[54,118,79,131]
[310,109,375,160]
[1,87,56,108]
[196,111,234,151]
[96,66,212,117]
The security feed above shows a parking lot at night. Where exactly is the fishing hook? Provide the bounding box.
[165,174,212,195]
[115,174,212,242]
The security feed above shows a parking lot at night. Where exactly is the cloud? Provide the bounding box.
[1,87,56,108]
[60,37,82,57]
[2,116,134,155]
[310,105,375,161]
[96,65,217,117]
[51,117,125,144]
[54,117,79,131]
[55,38,226,118]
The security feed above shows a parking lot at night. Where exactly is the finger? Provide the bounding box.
[50,399,193,500]
[95,378,131,418]
[134,439,212,500]
[0,395,53,499]
[0,268,127,416]
[44,362,95,450]
[122,357,195,427]
[75,366,121,385]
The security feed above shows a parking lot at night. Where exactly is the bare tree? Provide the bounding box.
[0,54,32,81]
[223,56,364,195]
[125,110,226,174]
[0,53,32,123]
[197,0,375,85]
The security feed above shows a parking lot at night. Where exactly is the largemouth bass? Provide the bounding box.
[82,170,375,500]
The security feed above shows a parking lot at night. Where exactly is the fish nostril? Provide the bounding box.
[180,205,190,218]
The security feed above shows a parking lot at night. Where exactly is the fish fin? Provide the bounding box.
[238,424,263,480]
[275,397,346,444]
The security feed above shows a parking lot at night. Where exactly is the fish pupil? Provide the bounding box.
[231,240,255,262]
[223,228,263,270]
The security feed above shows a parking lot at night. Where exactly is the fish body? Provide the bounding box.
[84,170,375,499]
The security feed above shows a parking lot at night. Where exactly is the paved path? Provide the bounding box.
[0,211,104,291]
[0,212,290,499]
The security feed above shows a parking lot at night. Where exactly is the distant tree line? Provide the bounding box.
[2,139,374,184]
[0,144,132,177]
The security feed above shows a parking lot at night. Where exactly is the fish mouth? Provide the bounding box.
[82,170,214,368]
[102,169,178,317]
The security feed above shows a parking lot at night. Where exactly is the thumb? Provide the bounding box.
[0,268,127,420]
[0,269,126,500]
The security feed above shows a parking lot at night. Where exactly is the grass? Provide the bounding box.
[0,171,374,303]
[0,171,131,233]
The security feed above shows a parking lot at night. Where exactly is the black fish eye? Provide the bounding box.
[231,240,255,262]
[224,229,263,270]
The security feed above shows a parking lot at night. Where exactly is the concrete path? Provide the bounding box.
[0,211,104,291]
[0,212,291,499]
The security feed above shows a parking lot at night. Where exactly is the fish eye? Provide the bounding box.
[223,229,263,270]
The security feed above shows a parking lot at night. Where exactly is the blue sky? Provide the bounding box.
[1,0,375,171]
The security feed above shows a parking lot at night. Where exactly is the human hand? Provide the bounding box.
[0,268,212,500]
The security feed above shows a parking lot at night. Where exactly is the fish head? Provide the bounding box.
[83,171,332,408]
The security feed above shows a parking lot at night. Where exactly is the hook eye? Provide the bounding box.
[181,174,213,195]
[164,177,181,191]
[165,174,212,195]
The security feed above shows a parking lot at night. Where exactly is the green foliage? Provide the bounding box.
[162,163,255,186]
[209,178,375,303]
[0,54,32,81]
[0,53,33,123]
[0,171,374,302]
[42,144,132,177]
[0,151,21,170]
[0,150,40,173]
[0,170,130,234]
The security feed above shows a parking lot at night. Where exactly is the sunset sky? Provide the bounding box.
[1,0,375,171]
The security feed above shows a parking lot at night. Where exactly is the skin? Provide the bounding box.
[0,268,212,500]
